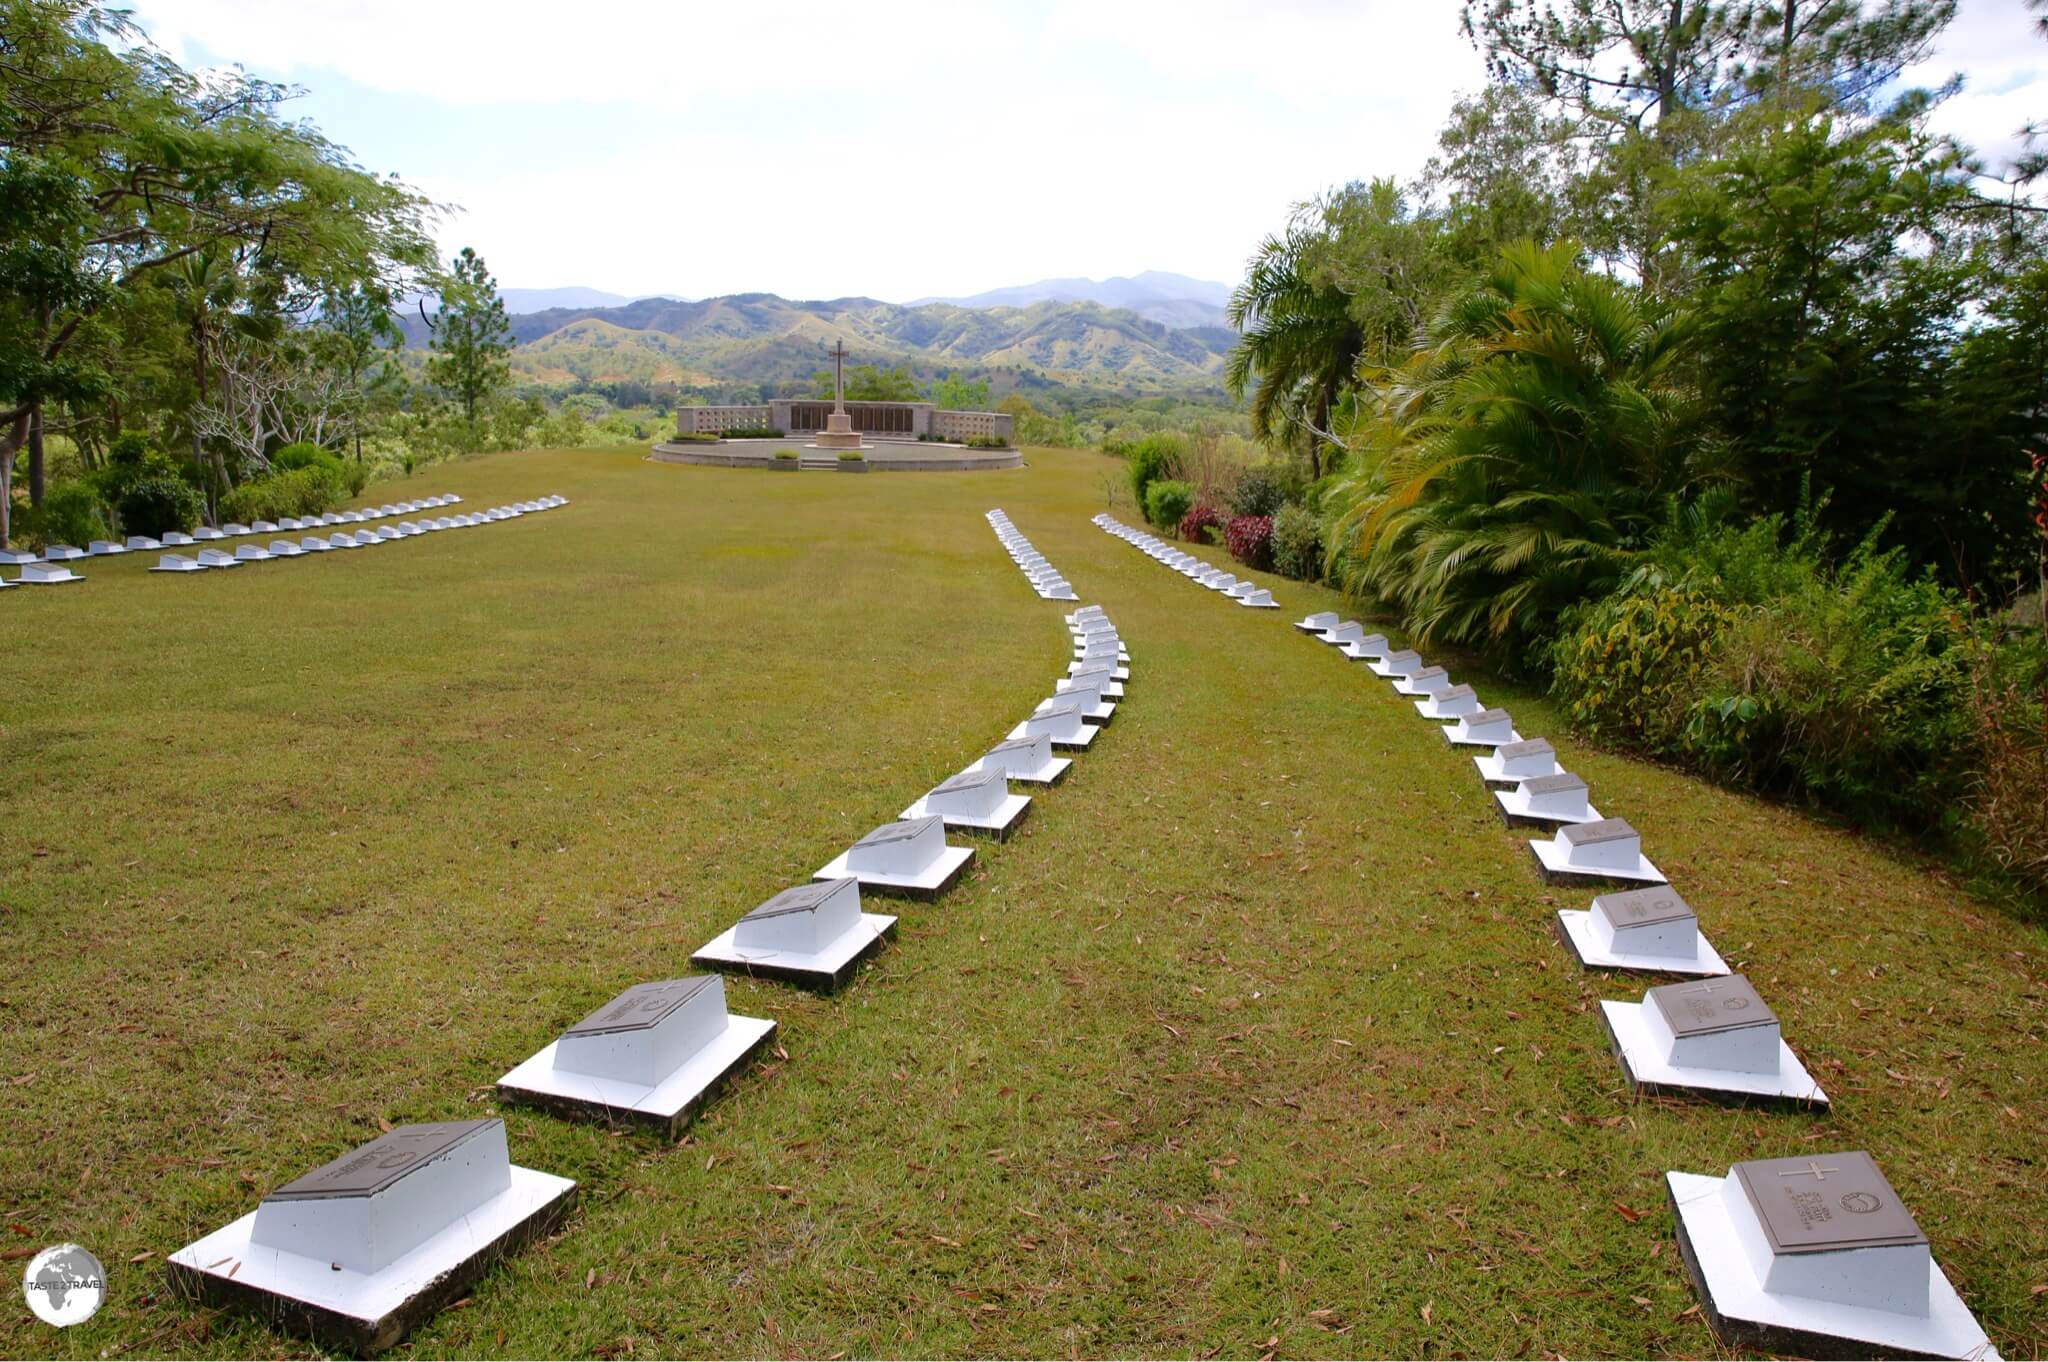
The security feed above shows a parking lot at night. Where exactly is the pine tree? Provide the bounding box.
[425,247,512,445]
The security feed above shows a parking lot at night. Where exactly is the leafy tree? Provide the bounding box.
[1663,107,2033,589]
[0,0,434,542]
[317,282,402,465]
[424,247,513,443]
[1224,223,1366,478]
[929,373,991,410]
[1331,243,1707,666]
[1459,0,1955,129]
[809,363,917,402]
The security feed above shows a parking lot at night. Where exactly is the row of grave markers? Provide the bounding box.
[1091,512,1998,1361]
[160,508,1128,1354]
[988,510,1078,599]
[145,498,569,574]
[0,493,497,586]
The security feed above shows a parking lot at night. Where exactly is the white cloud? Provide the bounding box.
[122,0,2044,298]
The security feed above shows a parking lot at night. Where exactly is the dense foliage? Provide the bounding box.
[0,2,633,544]
[1216,0,2048,900]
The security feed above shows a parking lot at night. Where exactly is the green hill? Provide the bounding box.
[420,294,1237,394]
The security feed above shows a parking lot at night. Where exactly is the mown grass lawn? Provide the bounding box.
[2,444,2043,1360]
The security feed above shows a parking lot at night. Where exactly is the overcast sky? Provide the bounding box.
[128,0,2045,302]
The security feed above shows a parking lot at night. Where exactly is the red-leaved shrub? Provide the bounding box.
[1226,514,1274,570]
[1179,503,1225,544]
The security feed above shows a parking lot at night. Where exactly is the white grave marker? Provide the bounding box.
[496,976,776,1136]
[1474,737,1559,786]
[18,561,84,585]
[694,878,896,990]
[1600,974,1825,1106]
[1010,699,1098,750]
[902,767,1032,839]
[1442,708,1520,748]
[1495,771,1600,827]
[165,1120,574,1354]
[1554,885,1729,977]
[1528,817,1665,885]
[1416,685,1486,721]
[815,816,975,899]
[971,734,1071,786]
[1664,1151,1992,1359]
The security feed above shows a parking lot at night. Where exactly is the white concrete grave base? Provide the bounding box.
[1068,659,1130,683]
[1007,713,1099,750]
[693,914,896,989]
[1495,780,1602,827]
[815,821,975,900]
[1037,690,1115,725]
[1665,1172,1996,1361]
[970,738,1072,786]
[165,1126,574,1356]
[1554,909,1729,977]
[1529,823,1665,886]
[1600,1001,1826,1108]
[901,789,1032,839]
[496,1014,775,1138]
[1474,743,1560,786]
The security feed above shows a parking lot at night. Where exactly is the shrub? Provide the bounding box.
[218,467,349,524]
[670,432,722,444]
[1144,479,1195,531]
[722,427,785,439]
[1552,587,1744,754]
[1550,518,1985,834]
[106,432,153,469]
[964,433,1009,449]
[1966,661,2048,901]
[1225,514,1274,571]
[116,475,204,538]
[837,450,866,461]
[1271,504,1324,580]
[772,450,798,461]
[1179,503,1225,545]
[12,481,108,549]
[272,442,336,473]
[1227,463,1298,518]
[1126,432,1186,507]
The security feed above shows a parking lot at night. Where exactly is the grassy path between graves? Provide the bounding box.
[2,444,2044,1360]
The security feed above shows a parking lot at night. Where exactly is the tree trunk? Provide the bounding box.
[0,412,26,547]
[27,405,45,505]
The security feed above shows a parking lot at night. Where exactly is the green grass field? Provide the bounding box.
[2,445,2044,1359]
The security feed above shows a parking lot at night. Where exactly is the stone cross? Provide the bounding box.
[829,339,848,414]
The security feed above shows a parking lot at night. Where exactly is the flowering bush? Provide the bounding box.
[1225,514,1274,571]
[1179,503,1225,544]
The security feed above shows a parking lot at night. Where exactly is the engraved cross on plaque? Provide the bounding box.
[1681,982,1729,997]
[829,339,848,415]
[1776,1161,1842,1182]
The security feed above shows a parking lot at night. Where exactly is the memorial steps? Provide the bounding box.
[1086,509,1998,1360]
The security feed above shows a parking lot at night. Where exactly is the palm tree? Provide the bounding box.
[1224,228,1364,479]
[1328,242,1705,667]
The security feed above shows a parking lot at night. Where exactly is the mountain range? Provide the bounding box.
[413,288,1240,393]
[908,272,1233,329]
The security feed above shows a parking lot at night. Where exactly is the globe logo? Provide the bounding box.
[22,1244,105,1327]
